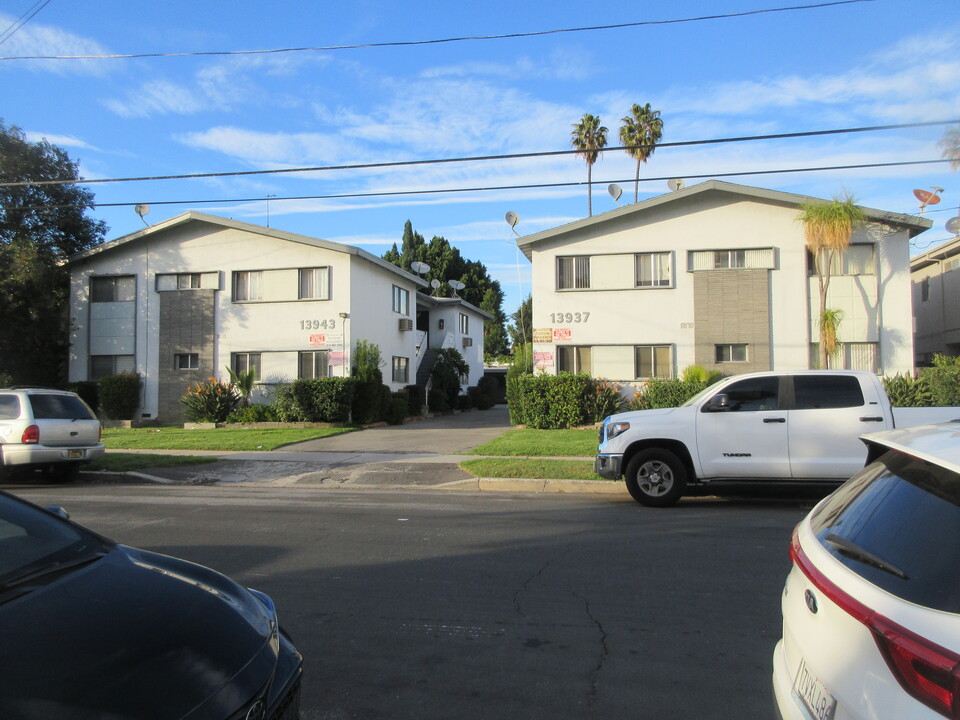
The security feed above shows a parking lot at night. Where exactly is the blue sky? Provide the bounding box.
[2,0,958,316]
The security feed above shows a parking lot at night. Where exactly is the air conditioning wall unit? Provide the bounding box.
[462,337,473,348]
[398,318,414,332]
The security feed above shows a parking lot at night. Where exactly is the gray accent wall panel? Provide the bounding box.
[693,269,772,372]
[157,290,216,423]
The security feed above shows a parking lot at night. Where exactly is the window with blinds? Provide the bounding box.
[299,267,330,300]
[689,248,775,271]
[806,245,876,276]
[636,253,672,287]
[557,256,591,289]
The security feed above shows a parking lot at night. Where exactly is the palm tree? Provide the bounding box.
[619,103,663,203]
[798,193,867,369]
[940,124,960,171]
[570,113,608,217]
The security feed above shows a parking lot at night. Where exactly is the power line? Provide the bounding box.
[0,0,874,61]
[0,0,53,48]
[3,119,954,189]
[8,157,952,212]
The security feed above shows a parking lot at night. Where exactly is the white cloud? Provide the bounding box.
[0,12,113,75]
[23,131,97,150]
[103,79,208,118]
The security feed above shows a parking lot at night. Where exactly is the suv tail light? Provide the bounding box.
[792,530,960,719]
[21,425,40,444]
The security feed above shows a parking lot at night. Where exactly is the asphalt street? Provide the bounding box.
[9,484,814,720]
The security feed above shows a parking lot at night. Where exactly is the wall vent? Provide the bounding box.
[462,337,473,347]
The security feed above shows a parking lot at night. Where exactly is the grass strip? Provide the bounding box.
[468,428,598,457]
[102,425,355,451]
[87,454,219,472]
[460,457,612,481]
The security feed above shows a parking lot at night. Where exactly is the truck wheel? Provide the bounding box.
[624,449,687,507]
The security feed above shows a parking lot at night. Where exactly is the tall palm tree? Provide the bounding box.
[570,113,608,217]
[940,124,960,171]
[619,103,663,203]
[798,193,867,369]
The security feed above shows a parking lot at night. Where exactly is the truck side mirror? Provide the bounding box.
[703,394,730,412]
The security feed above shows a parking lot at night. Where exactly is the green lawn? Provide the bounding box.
[102,425,356,451]
[459,457,609,481]
[468,428,598,457]
[88,454,219,472]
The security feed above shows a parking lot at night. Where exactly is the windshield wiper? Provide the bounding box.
[824,533,909,580]
[0,550,108,592]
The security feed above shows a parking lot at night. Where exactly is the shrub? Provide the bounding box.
[629,378,710,410]
[680,364,724,385]
[0,371,13,388]
[882,373,933,407]
[431,348,470,409]
[584,378,627,422]
[180,377,240,423]
[505,344,533,423]
[226,404,280,423]
[428,388,448,413]
[386,396,408,425]
[404,385,425,416]
[352,340,384,383]
[274,378,355,422]
[477,374,500,405]
[352,379,392,424]
[508,373,591,429]
[99,372,143,420]
[66,380,99,413]
[922,354,960,406]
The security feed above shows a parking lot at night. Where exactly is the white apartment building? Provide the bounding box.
[911,234,960,365]
[517,181,929,382]
[67,213,490,422]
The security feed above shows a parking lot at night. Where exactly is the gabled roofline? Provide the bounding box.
[515,180,933,259]
[67,211,427,288]
[415,292,494,321]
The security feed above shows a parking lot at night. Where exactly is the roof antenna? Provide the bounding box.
[134,204,150,227]
[448,279,465,298]
[608,184,623,207]
[913,186,943,216]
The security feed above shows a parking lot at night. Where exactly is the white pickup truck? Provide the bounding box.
[595,370,960,507]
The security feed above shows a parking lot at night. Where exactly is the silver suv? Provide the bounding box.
[0,388,104,479]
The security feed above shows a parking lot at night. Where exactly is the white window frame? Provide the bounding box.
[715,344,748,363]
[175,353,199,370]
[177,273,201,289]
[234,271,263,302]
[556,345,592,374]
[557,256,591,290]
[459,313,469,334]
[393,286,410,315]
[392,356,409,384]
[299,350,330,379]
[90,276,135,303]
[635,345,673,379]
[232,352,262,380]
[635,253,672,288]
[299,267,330,300]
[89,354,135,380]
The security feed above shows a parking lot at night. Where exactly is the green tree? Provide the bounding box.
[619,103,663,203]
[0,121,107,385]
[570,113,608,217]
[941,124,960,171]
[507,294,532,349]
[798,193,867,369]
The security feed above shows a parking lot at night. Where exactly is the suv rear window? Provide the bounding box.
[0,396,20,420]
[27,395,94,421]
[810,450,960,613]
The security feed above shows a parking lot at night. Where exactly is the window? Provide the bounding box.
[299,350,330,379]
[178,273,201,289]
[459,313,469,334]
[393,286,409,315]
[635,345,672,379]
[175,353,199,370]
[921,277,930,302]
[557,346,592,374]
[715,344,748,363]
[0,396,22,420]
[636,253,671,287]
[807,245,876,276]
[234,271,263,301]
[299,267,330,300]
[392,357,409,384]
[232,352,262,380]
[707,376,779,412]
[557,256,591,290]
[689,249,775,271]
[89,355,135,380]
[90,276,135,302]
[809,342,878,373]
[793,375,864,410]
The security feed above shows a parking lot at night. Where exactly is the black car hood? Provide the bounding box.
[0,546,277,720]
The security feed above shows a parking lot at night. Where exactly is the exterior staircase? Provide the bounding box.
[416,347,439,387]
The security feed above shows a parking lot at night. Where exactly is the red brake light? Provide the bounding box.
[21,425,40,444]
[792,530,960,719]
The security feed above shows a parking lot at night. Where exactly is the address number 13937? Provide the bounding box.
[550,312,589,324]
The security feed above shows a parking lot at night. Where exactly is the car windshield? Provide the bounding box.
[0,493,109,593]
[680,379,725,408]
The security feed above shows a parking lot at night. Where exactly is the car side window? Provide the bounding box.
[793,376,864,410]
[710,377,779,412]
[0,395,20,420]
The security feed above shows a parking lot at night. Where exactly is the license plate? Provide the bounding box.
[793,660,837,720]
[66,449,84,459]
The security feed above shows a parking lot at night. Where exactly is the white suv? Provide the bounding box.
[0,388,104,479]
[773,422,960,720]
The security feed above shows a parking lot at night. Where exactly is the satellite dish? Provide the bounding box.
[608,184,623,203]
[448,279,465,297]
[505,211,519,228]
[430,278,441,295]
[667,179,685,192]
[410,261,430,276]
[914,187,943,215]
[134,204,150,226]
[946,217,960,236]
